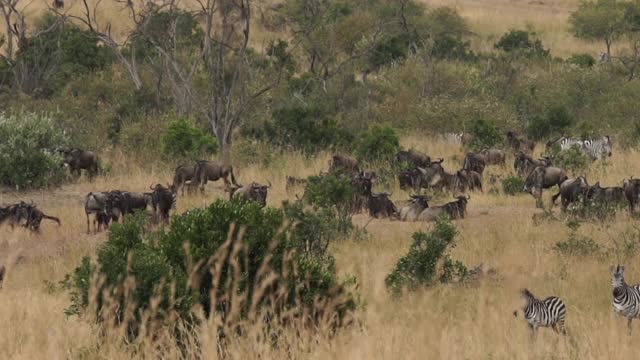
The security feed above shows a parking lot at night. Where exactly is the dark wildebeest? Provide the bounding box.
[586,182,626,206]
[523,166,567,200]
[194,160,239,193]
[418,195,470,221]
[329,154,359,175]
[62,148,99,179]
[232,182,271,208]
[623,178,640,213]
[507,131,535,154]
[551,176,589,211]
[399,195,430,221]
[84,192,118,233]
[463,152,486,175]
[514,152,553,178]
[150,184,177,223]
[398,159,445,191]
[0,265,5,289]
[171,164,198,196]
[480,148,506,166]
[4,202,60,232]
[351,171,375,214]
[457,169,483,193]
[110,191,152,219]
[368,192,398,219]
[395,150,431,168]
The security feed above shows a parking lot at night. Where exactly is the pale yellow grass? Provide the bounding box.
[1,137,640,358]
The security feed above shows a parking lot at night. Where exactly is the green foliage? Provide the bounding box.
[162,118,217,160]
[355,126,400,163]
[502,176,525,195]
[131,9,203,60]
[303,174,354,234]
[526,105,574,140]
[570,0,628,51]
[0,112,68,189]
[554,145,590,174]
[568,53,597,67]
[64,200,357,339]
[385,218,468,296]
[469,116,503,150]
[494,29,549,58]
[554,236,603,256]
[426,7,475,61]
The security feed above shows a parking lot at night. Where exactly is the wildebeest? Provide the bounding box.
[85,192,117,233]
[150,184,177,223]
[0,265,5,289]
[398,159,445,191]
[514,152,552,178]
[506,131,535,154]
[194,160,239,192]
[171,164,198,196]
[551,176,589,211]
[479,148,506,166]
[62,148,99,179]
[463,152,486,175]
[395,150,431,168]
[586,182,626,205]
[457,169,483,192]
[2,202,60,232]
[523,166,567,200]
[418,195,470,221]
[110,191,152,219]
[351,171,375,214]
[399,195,430,221]
[623,178,640,213]
[232,182,271,208]
[368,192,398,219]
[329,154,359,175]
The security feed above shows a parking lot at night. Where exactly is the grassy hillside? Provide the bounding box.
[1,136,639,358]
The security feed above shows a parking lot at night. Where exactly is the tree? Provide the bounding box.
[570,0,628,60]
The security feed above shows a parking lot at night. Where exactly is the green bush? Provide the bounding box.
[355,126,400,163]
[502,176,525,195]
[303,174,355,235]
[494,29,549,58]
[526,105,574,140]
[162,118,218,160]
[554,145,589,174]
[568,53,596,68]
[64,200,357,340]
[0,112,68,189]
[469,116,503,150]
[554,236,602,256]
[385,218,469,296]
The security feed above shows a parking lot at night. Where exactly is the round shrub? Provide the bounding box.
[502,176,525,195]
[0,112,68,189]
[355,126,400,163]
[162,118,218,160]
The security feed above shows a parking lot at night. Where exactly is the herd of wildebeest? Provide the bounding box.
[0,130,639,235]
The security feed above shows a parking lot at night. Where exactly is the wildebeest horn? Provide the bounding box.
[466,194,471,200]
[150,183,156,190]
[267,181,272,188]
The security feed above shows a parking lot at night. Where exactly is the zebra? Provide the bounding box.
[444,132,463,144]
[582,136,612,160]
[515,288,567,336]
[611,265,640,334]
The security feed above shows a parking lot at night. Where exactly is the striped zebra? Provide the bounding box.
[611,265,640,334]
[548,136,584,151]
[582,136,612,160]
[516,288,567,336]
[444,132,464,144]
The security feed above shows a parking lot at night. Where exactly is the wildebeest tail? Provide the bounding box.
[230,167,238,186]
[43,214,61,225]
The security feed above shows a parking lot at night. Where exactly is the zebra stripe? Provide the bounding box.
[582,136,612,160]
[558,137,583,151]
[520,288,567,335]
[444,132,463,144]
[611,265,640,334]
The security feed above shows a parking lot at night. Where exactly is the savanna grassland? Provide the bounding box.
[1,136,640,359]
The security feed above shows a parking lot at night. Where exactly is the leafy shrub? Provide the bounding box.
[568,53,596,67]
[303,174,354,235]
[161,118,218,160]
[554,236,602,256]
[355,126,400,163]
[502,176,525,195]
[0,112,68,189]
[64,200,357,341]
[385,218,469,296]
[426,7,475,61]
[494,29,549,58]
[554,145,589,174]
[526,105,574,140]
[262,103,353,154]
[469,116,503,150]
[369,33,418,70]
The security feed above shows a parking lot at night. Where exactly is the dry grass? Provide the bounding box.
[1,136,639,358]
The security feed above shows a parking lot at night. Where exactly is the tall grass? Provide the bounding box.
[0,136,639,358]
